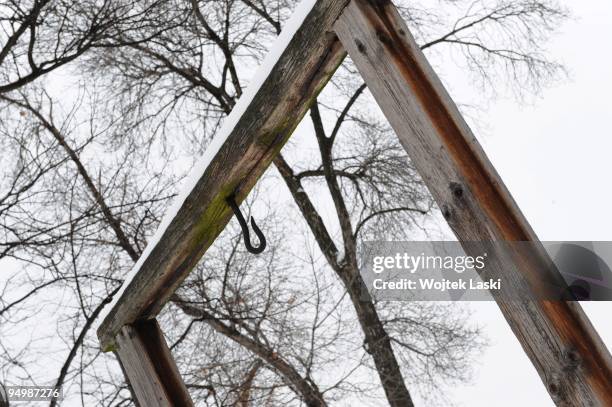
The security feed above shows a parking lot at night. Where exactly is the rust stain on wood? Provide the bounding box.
[361,5,612,401]
[363,0,528,243]
[336,1,612,404]
[541,300,612,404]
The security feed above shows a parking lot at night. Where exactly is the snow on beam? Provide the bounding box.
[97,0,349,351]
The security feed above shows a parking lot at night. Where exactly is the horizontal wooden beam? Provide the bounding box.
[333,1,612,405]
[115,319,194,406]
[98,0,349,350]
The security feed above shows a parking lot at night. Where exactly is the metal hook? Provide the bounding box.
[226,194,266,254]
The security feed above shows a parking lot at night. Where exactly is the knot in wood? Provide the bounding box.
[564,348,582,369]
[441,204,453,220]
[355,39,367,54]
[375,29,392,46]
[449,182,464,199]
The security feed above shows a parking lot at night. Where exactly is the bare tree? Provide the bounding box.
[0,0,190,94]
[0,0,567,405]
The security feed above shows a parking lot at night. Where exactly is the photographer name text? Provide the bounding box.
[372,278,501,291]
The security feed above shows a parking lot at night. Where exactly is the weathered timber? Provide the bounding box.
[115,319,194,407]
[97,0,349,350]
[334,1,612,405]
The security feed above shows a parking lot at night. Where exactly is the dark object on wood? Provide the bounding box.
[99,0,612,405]
[226,194,266,254]
[333,0,612,405]
[97,0,349,351]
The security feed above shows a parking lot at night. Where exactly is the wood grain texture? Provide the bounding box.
[98,0,349,350]
[115,319,194,407]
[334,1,612,405]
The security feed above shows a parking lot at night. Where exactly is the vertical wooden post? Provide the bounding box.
[334,0,612,405]
[114,319,194,407]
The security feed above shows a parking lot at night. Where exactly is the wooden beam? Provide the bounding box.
[334,1,612,405]
[115,319,194,407]
[97,0,349,350]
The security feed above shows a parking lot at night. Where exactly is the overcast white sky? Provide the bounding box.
[442,0,612,405]
[1,0,610,405]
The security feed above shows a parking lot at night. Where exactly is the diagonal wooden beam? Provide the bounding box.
[115,319,194,407]
[97,0,349,351]
[99,0,611,405]
[333,0,612,405]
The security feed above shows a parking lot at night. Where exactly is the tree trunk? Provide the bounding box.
[274,155,414,407]
[339,263,415,407]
